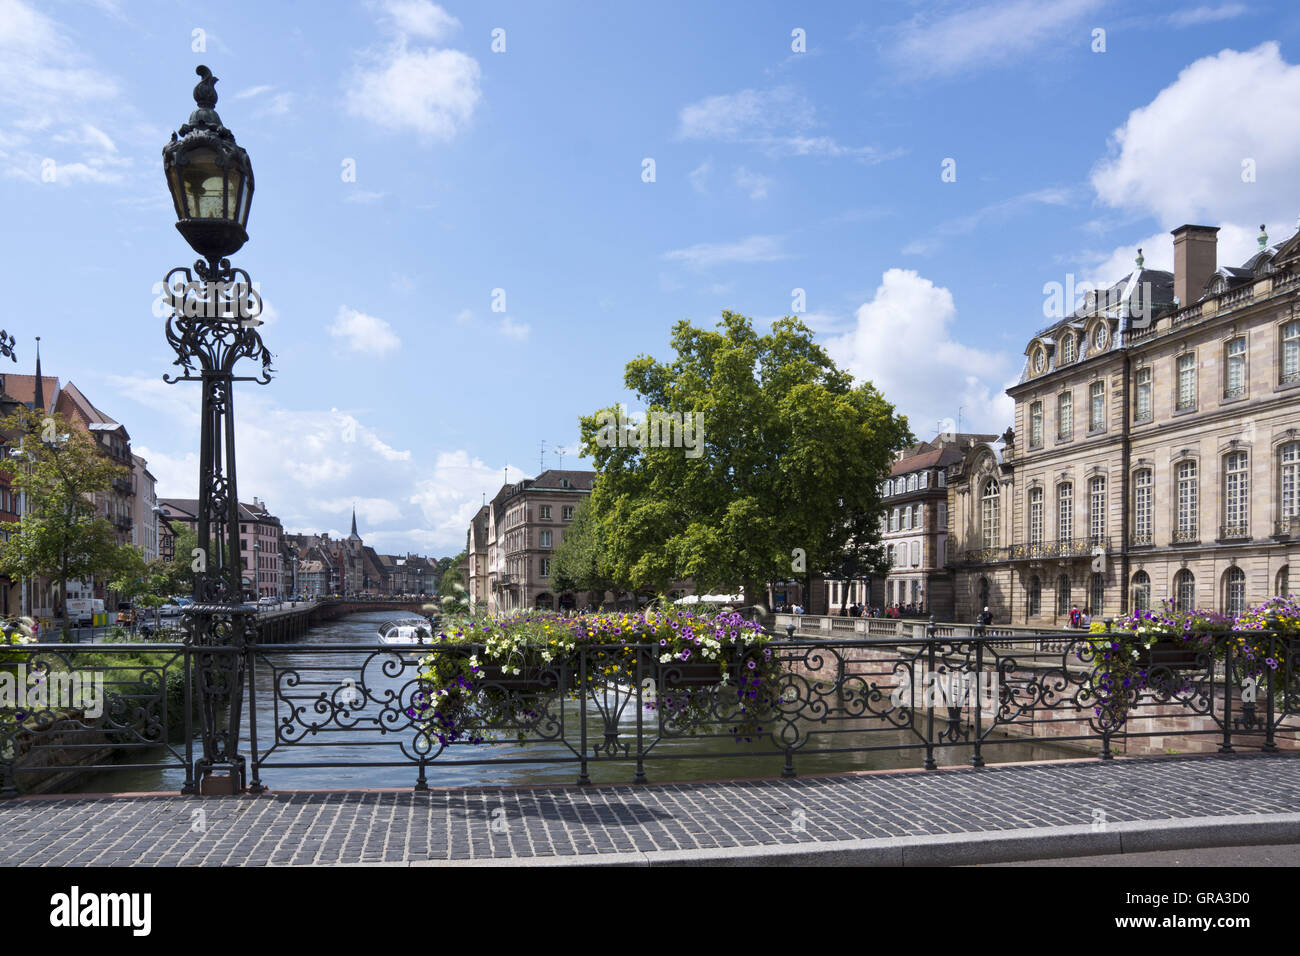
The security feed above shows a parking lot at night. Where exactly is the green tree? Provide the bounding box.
[0,409,133,623]
[438,550,469,614]
[551,498,621,598]
[578,311,911,608]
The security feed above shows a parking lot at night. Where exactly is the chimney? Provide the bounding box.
[1171,224,1219,308]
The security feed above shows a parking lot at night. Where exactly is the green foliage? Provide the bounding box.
[551,499,620,595]
[578,311,911,600]
[0,409,132,621]
[438,551,469,614]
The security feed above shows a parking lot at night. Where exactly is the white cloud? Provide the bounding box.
[825,269,1015,435]
[235,85,274,99]
[662,234,791,270]
[1168,4,1247,27]
[346,5,479,142]
[903,187,1075,255]
[689,159,711,193]
[1090,43,1300,227]
[677,86,894,162]
[329,305,401,355]
[499,317,530,341]
[0,0,129,185]
[882,0,1103,79]
[734,166,772,200]
[380,0,460,41]
[121,376,488,554]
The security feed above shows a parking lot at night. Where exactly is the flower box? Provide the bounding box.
[658,661,724,687]
[1138,639,1206,670]
[475,663,569,693]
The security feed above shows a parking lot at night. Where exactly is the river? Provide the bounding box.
[74,610,1089,792]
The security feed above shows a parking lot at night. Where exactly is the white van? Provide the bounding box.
[66,598,104,626]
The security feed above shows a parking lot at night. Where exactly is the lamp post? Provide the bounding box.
[161,65,270,795]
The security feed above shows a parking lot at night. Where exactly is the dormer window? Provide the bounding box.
[1033,349,1046,374]
[1094,324,1108,351]
[1061,334,1076,364]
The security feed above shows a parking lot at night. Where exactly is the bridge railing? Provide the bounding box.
[3,627,1296,795]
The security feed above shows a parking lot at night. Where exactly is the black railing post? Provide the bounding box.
[1264,614,1279,753]
[972,639,985,768]
[924,634,937,770]
[577,647,590,785]
[247,644,264,794]
[1220,639,1234,754]
[182,645,196,795]
[634,644,647,784]
[1100,618,1115,760]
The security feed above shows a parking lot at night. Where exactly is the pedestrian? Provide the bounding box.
[1068,604,1081,628]
[978,606,993,627]
[1081,607,1092,629]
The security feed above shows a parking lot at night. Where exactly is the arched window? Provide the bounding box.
[1279,566,1291,598]
[1061,333,1076,364]
[1174,569,1195,613]
[1224,452,1249,538]
[979,577,990,609]
[1132,571,1151,611]
[1056,574,1071,615]
[1224,567,1246,617]
[1027,576,1041,617]
[1029,487,1043,545]
[1281,442,1300,521]
[1089,572,1105,616]
[981,480,1000,549]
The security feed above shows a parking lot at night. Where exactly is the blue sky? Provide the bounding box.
[3,0,1300,555]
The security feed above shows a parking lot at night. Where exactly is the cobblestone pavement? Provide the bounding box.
[2,753,1299,865]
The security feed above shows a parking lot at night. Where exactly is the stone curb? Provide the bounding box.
[400,812,1300,867]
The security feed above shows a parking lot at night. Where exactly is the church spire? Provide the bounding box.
[33,337,43,411]
[349,505,361,541]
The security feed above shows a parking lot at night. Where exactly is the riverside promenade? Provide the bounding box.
[2,752,1299,866]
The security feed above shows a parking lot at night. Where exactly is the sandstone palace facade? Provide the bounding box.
[949,222,1300,626]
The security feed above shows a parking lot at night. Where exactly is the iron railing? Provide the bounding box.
[2,624,1298,794]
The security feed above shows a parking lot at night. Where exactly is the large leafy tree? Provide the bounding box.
[551,498,624,598]
[578,312,911,608]
[0,408,134,622]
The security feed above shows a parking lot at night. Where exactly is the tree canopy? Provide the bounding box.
[577,311,911,606]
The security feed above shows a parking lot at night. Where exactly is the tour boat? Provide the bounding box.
[377,618,433,646]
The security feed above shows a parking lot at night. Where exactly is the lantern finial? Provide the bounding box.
[194,65,218,109]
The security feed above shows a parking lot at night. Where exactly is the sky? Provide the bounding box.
[2,0,1300,557]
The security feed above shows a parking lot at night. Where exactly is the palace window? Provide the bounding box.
[539,530,553,549]
[1225,567,1246,617]
[1225,337,1247,398]
[1088,476,1106,541]
[1283,442,1300,519]
[1224,452,1248,537]
[1058,483,1073,543]
[1174,569,1195,613]
[539,505,552,520]
[981,480,1000,550]
[1176,353,1197,410]
[1029,401,1043,448]
[1283,320,1300,385]
[540,558,551,577]
[1089,380,1105,432]
[1089,572,1105,616]
[1177,461,1198,540]
[1057,392,1073,441]
[1056,574,1071,615]
[1133,469,1152,544]
[1028,576,1041,617]
[1061,333,1076,364]
[1132,571,1151,612]
[1134,367,1152,424]
[1029,487,1043,545]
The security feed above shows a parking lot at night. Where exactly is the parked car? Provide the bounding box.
[257,596,278,606]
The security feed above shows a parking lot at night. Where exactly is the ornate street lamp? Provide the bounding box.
[161,65,272,795]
